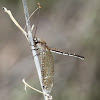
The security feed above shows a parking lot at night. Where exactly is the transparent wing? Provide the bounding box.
[40,48,54,94]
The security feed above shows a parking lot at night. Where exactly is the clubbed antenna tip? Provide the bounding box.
[38,2,41,8]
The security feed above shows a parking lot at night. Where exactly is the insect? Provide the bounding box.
[32,3,84,94]
[33,37,84,94]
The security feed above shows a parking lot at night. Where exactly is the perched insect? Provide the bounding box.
[33,37,84,94]
[31,3,84,94]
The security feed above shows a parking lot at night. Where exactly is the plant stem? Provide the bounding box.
[22,0,49,100]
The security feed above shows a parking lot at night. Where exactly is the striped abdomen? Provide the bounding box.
[50,48,84,60]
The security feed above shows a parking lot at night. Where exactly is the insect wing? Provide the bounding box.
[40,48,54,94]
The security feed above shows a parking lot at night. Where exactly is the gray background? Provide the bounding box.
[0,0,100,100]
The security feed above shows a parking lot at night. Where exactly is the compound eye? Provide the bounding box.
[34,38,38,44]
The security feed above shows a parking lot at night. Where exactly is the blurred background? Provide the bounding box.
[0,0,100,100]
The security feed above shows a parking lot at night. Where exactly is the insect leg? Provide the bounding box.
[31,48,39,51]
[32,53,41,59]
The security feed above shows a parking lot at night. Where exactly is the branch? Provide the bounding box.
[3,1,52,99]
[2,6,41,84]
[22,0,51,100]
[22,78,52,99]
[22,0,41,85]
[2,7,28,39]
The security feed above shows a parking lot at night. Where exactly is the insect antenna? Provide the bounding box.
[34,2,41,38]
[24,2,41,33]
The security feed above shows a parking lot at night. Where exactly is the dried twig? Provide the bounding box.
[2,7,28,39]
[22,1,53,99]
[2,0,52,100]
[22,78,52,99]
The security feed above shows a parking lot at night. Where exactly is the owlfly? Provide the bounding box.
[33,37,84,94]
[32,3,84,94]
